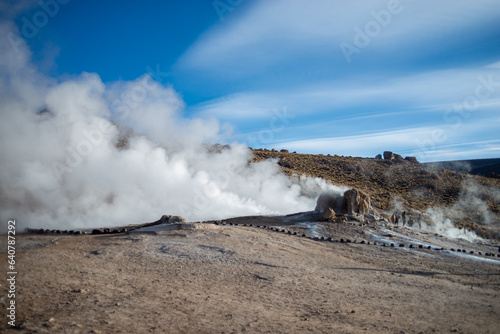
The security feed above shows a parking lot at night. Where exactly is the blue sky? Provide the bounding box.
[5,0,500,162]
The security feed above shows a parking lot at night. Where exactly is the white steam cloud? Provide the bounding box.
[0,22,341,232]
[422,208,485,243]
[391,177,499,242]
[422,178,499,241]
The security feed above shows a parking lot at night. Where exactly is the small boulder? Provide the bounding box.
[160,215,186,223]
[364,213,379,221]
[375,154,382,159]
[278,157,292,168]
[319,208,336,221]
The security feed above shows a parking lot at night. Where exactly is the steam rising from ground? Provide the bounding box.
[423,178,499,242]
[0,22,342,232]
[2,22,498,241]
[391,177,499,242]
[422,208,485,242]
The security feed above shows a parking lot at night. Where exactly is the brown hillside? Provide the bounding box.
[251,149,500,240]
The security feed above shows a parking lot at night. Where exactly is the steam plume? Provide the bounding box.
[0,22,341,232]
[390,177,499,242]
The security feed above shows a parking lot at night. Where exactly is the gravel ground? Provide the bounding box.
[1,216,499,333]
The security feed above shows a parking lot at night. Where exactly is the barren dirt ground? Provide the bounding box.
[1,217,500,333]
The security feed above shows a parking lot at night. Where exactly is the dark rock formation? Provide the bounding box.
[161,215,186,223]
[383,151,395,160]
[393,153,404,161]
[316,188,372,221]
[278,157,292,168]
[344,189,371,215]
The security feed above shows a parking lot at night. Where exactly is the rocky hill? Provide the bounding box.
[251,149,500,240]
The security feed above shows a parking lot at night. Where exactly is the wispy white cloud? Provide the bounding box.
[190,64,500,120]
[278,128,500,162]
[279,127,428,156]
[175,0,500,160]
[414,140,500,162]
[177,0,500,76]
[0,0,38,19]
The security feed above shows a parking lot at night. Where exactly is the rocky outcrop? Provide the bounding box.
[383,151,395,160]
[384,151,404,162]
[161,215,186,223]
[315,191,346,216]
[344,189,371,215]
[315,189,372,221]
[393,153,404,161]
[278,157,292,168]
[382,151,418,164]
[405,156,418,163]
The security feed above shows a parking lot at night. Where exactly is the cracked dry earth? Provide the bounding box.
[1,219,500,334]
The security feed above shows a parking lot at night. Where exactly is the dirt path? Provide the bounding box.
[1,220,499,333]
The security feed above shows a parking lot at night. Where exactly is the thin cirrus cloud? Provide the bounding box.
[189,66,500,123]
[0,0,38,19]
[174,0,500,161]
[277,126,500,162]
[185,65,500,161]
[177,0,500,77]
